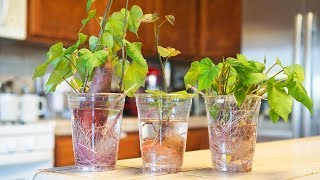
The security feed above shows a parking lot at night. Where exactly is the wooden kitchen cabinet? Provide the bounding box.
[28,0,241,60]
[54,136,74,167]
[186,128,209,151]
[28,0,89,44]
[199,0,242,60]
[153,0,198,57]
[27,0,154,50]
[54,133,141,167]
[54,128,209,167]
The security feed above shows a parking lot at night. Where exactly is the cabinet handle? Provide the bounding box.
[292,13,303,138]
[302,12,314,136]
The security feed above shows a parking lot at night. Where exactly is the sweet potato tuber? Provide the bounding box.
[90,59,112,93]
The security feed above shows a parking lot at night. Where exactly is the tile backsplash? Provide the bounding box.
[0,39,47,93]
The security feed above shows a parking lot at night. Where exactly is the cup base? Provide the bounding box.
[216,164,252,173]
[143,166,181,173]
[76,165,115,172]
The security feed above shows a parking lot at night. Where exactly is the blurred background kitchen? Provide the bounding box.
[0,0,319,179]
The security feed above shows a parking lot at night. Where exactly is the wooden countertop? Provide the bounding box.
[34,136,320,179]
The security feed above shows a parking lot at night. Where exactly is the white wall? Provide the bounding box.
[0,39,47,93]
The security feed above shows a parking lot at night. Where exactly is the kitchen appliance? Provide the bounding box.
[19,94,47,123]
[0,0,27,39]
[0,93,20,121]
[242,0,320,138]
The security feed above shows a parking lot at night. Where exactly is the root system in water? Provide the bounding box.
[72,108,122,171]
[209,119,257,172]
[140,120,187,172]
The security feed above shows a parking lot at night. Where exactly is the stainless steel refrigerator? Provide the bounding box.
[242,0,320,138]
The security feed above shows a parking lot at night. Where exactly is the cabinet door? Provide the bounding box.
[28,0,88,44]
[199,0,241,60]
[154,0,197,58]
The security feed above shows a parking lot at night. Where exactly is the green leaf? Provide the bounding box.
[157,46,181,58]
[101,32,114,49]
[184,61,199,88]
[234,83,247,106]
[89,36,98,51]
[267,78,293,122]
[105,12,125,51]
[77,49,108,75]
[248,61,265,73]
[70,77,83,91]
[65,33,87,54]
[115,59,130,77]
[125,42,145,65]
[145,90,193,98]
[139,13,159,23]
[123,5,143,35]
[284,64,304,83]
[46,57,73,93]
[227,56,265,87]
[82,9,96,25]
[123,62,147,97]
[33,42,64,79]
[247,73,268,85]
[33,63,49,79]
[236,53,247,62]
[111,56,118,68]
[170,90,194,98]
[106,12,124,36]
[46,70,67,93]
[145,90,167,96]
[198,58,219,90]
[269,109,280,123]
[123,42,148,96]
[165,15,175,25]
[286,74,313,113]
[276,57,283,67]
[86,0,95,11]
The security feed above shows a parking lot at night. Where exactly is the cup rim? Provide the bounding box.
[204,94,263,99]
[65,92,124,97]
[134,93,194,99]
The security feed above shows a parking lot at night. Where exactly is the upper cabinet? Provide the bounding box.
[27,0,154,51]
[153,0,198,57]
[28,0,88,44]
[199,0,242,60]
[27,0,241,60]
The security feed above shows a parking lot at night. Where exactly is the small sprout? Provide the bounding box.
[165,15,175,25]
[139,13,159,23]
[157,46,181,58]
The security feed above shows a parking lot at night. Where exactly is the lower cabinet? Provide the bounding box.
[54,128,209,167]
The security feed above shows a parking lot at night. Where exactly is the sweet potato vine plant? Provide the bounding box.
[184,54,313,172]
[185,54,313,123]
[137,13,193,169]
[32,0,149,168]
[33,0,148,96]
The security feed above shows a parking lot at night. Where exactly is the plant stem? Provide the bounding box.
[265,62,277,74]
[63,77,78,93]
[64,55,77,70]
[83,69,89,93]
[224,68,230,94]
[270,70,284,79]
[119,0,129,89]
[159,19,168,28]
[94,0,113,52]
[154,22,168,92]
